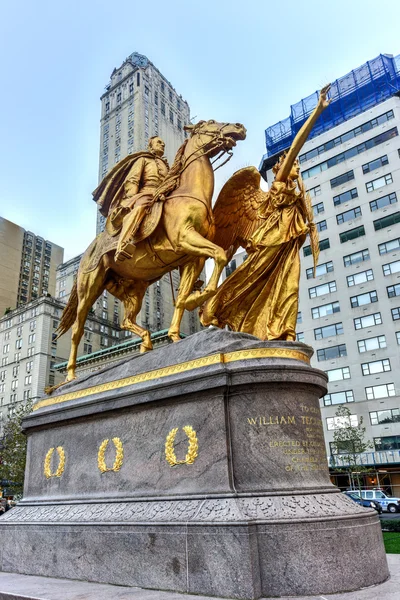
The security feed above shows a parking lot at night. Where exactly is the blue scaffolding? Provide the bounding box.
[263,53,400,161]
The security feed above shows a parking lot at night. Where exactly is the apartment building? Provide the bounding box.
[0,217,63,315]
[258,53,400,491]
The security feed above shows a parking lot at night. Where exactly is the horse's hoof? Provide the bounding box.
[140,343,153,353]
[168,332,181,343]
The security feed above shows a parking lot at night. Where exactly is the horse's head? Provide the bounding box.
[184,120,246,157]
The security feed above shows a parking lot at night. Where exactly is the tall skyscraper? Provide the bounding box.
[259,53,400,492]
[96,51,190,234]
[0,216,64,315]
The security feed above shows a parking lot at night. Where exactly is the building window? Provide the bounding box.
[316,344,347,362]
[362,155,389,174]
[337,207,362,224]
[298,110,395,164]
[169,110,174,124]
[161,101,165,116]
[387,283,400,298]
[370,409,400,426]
[3,344,9,354]
[144,85,149,96]
[330,170,354,189]
[357,335,386,353]
[354,312,382,330]
[28,333,35,344]
[312,202,324,215]
[346,269,374,287]
[325,366,351,382]
[306,261,333,279]
[25,374,32,386]
[303,238,330,257]
[15,339,22,350]
[333,188,358,207]
[23,389,31,401]
[322,389,353,406]
[373,212,400,231]
[343,249,370,267]
[314,322,343,340]
[370,192,397,212]
[350,290,378,308]
[366,173,393,193]
[374,436,400,451]
[116,92,121,103]
[296,332,305,342]
[26,360,33,372]
[392,307,400,321]
[339,225,365,243]
[308,280,336,299]
[311,302,340,319]
[383,260,400,277]
[129,83,134,94]
[327,414,358,430]
[316,220,327,232]
[296,311,302,324]
[362,358,391,376]
[137,72,140,86]
[396,332,400,345]
[308,184,322,197]
[379,237,400,255]
[365,383,395,400]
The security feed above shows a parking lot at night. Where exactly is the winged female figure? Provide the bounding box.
[201,84,331,340]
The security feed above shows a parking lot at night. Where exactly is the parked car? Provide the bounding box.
[343,491,383,514]
[358,489,400,513]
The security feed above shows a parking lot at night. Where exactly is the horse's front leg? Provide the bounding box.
[175,227,228,310]
[168,258,205,343]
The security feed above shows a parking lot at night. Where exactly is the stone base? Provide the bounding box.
[0,554,398,600]
[0,330,390,599]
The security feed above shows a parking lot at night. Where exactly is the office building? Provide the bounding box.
[0,217,63,315]
[259,53,400,492]
[96,51,190,234]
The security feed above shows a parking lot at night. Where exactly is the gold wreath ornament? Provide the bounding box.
[165,425,198,467]
[98,437,124,473]
[44,446,65,479]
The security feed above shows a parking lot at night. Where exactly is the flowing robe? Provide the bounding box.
[206,179,309,341]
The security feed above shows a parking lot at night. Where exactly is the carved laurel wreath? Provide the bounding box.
[98,437,124,473]
[165,426,198,467]
[44,446,65,479]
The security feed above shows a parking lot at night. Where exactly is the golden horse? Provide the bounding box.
[57,120,246,382]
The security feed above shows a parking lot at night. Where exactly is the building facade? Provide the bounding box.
[0,295,126,435]
[96,51,190,234]
[259,53,400,493]
[0,217,63,315]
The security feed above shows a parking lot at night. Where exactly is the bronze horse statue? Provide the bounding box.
[57,120,246,381]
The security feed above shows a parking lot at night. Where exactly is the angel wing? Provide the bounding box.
[212,166,268,254]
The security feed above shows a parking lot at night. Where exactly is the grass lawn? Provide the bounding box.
[383,532,400,553]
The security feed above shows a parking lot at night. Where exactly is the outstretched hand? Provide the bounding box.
[318,83,331,110]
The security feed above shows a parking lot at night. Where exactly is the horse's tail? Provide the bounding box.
[55,281,78,340]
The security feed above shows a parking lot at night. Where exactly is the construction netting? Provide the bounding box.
[265,54,400,157]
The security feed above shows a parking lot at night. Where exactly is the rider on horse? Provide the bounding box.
[94,136,169,262]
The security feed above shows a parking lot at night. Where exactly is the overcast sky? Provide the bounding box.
[1,0,399,261]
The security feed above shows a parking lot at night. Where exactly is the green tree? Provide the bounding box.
[330,404,373,493]
[0,402,32,496]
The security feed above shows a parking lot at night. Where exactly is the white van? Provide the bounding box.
[359,489,400,513]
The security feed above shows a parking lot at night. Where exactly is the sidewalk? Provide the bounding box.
[0,555,399,600]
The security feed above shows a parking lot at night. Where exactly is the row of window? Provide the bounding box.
[326,408,400,431]
[315,330,400,362]
[325,358,392,382]
[302,127,398,181]
[298,110,394,164]
[322,382,395,406]
[304,221,400,260]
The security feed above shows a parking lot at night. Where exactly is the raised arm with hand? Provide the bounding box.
[275,84,331,183]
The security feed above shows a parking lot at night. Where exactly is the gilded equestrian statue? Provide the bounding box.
[56,120,246,382]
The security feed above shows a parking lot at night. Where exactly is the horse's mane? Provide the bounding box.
[153,139,188,202]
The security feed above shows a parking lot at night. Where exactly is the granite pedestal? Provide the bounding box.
[0,329,389,599]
